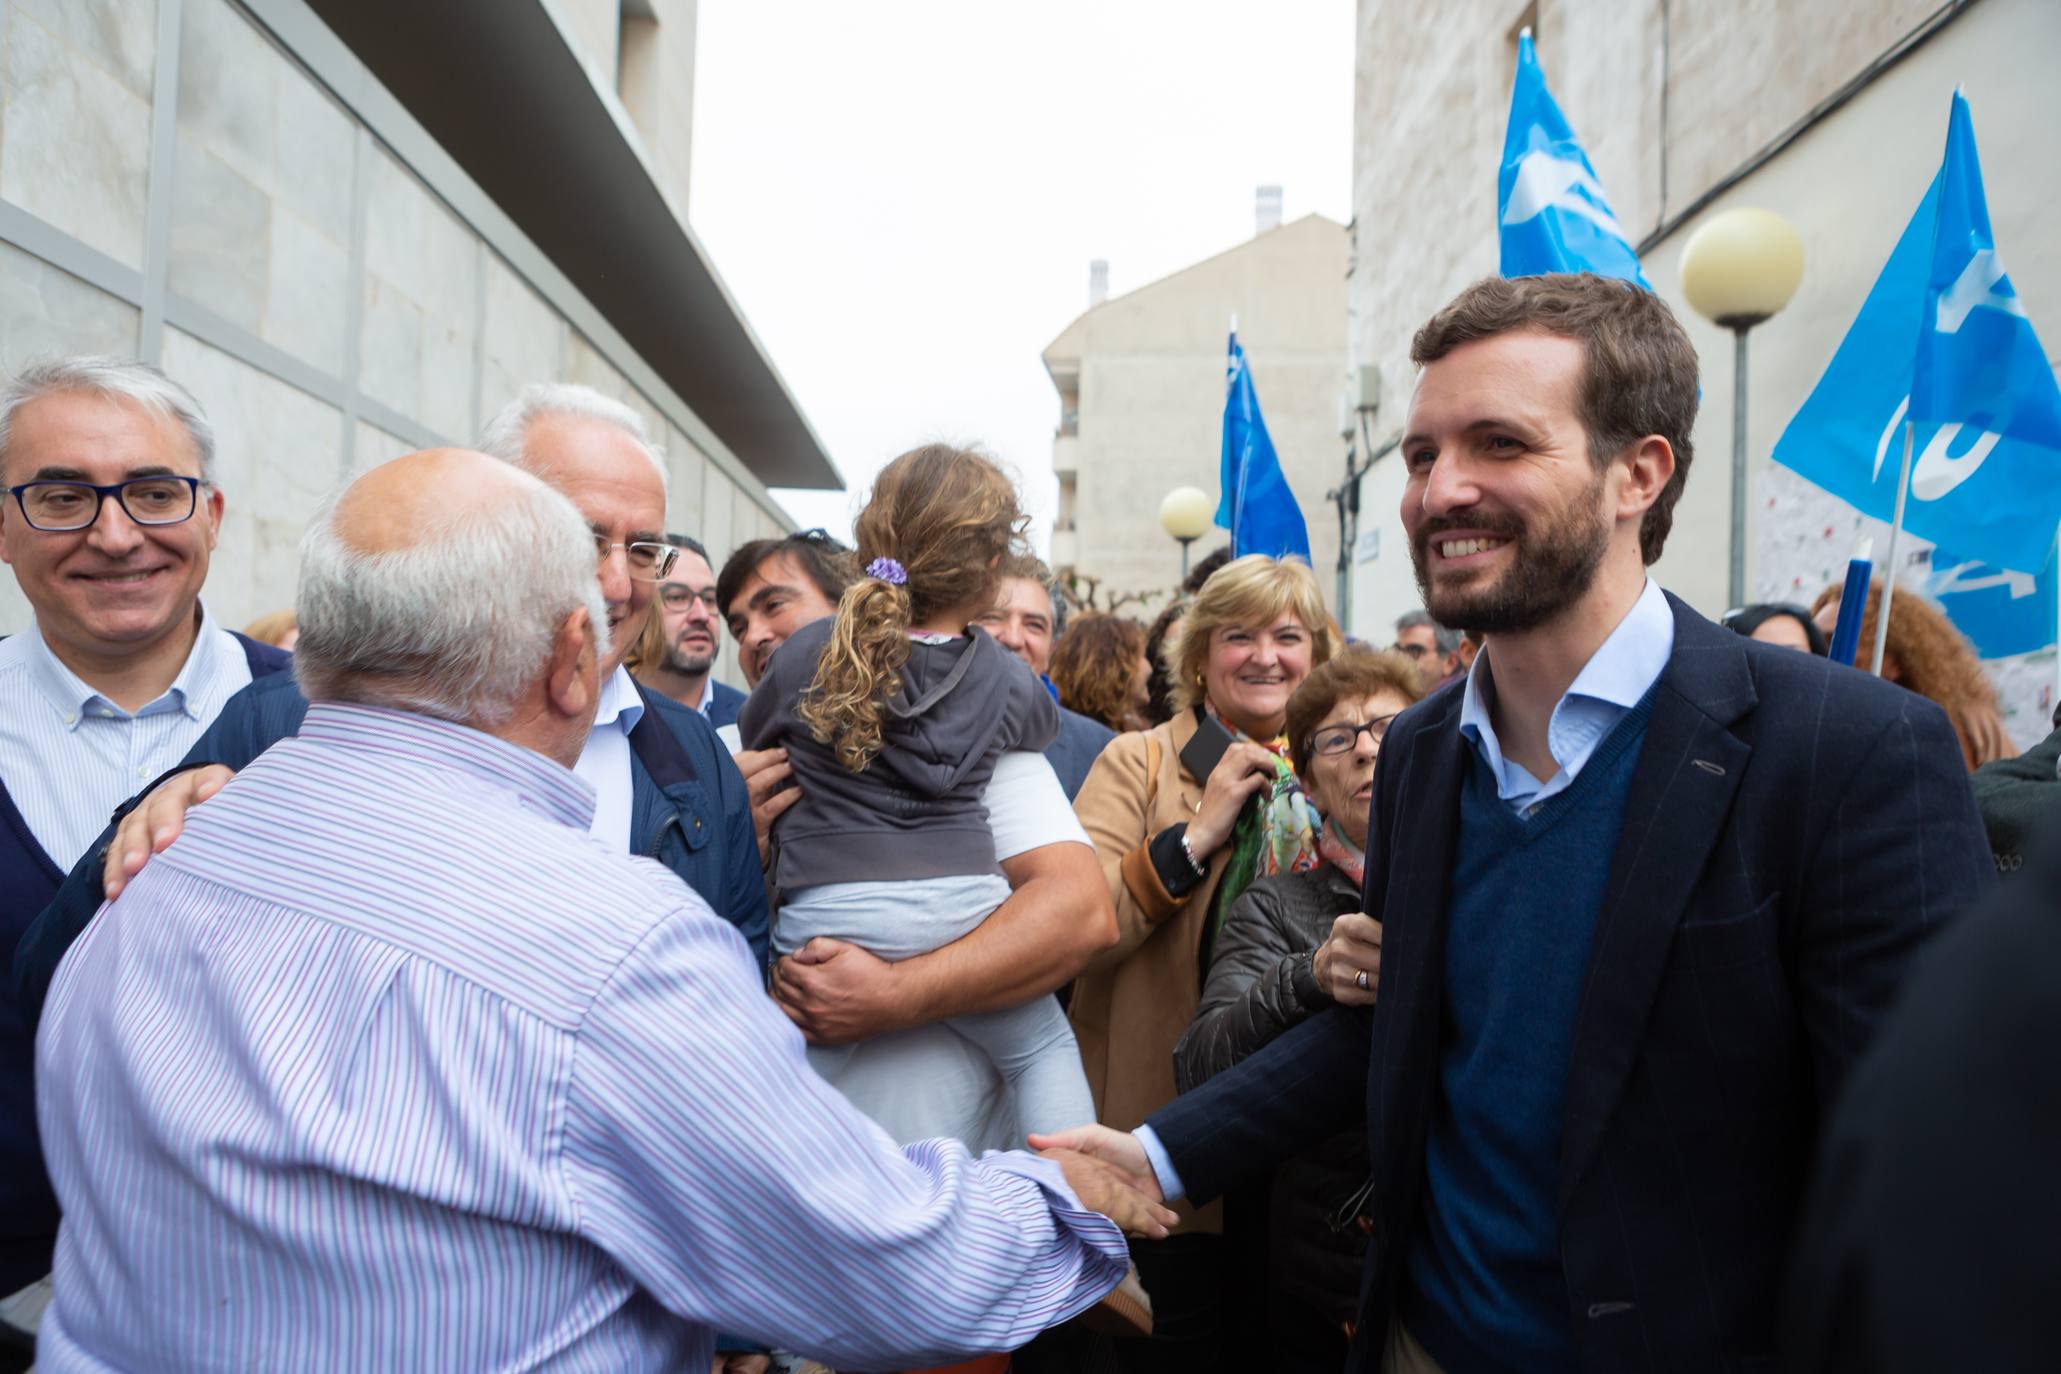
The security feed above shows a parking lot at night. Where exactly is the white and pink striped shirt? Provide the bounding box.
[35,703,1124,1371]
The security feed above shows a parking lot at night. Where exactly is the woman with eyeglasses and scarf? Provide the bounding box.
[1171,646,1424,1370]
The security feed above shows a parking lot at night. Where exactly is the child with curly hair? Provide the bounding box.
[739,444,1096,1140]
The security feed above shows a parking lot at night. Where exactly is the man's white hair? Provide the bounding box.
[478,383,668,494]
[293,469,610,725]
[0,356,216,481]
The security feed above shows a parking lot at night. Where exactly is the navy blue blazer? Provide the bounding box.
[1148,595,1994,1372]
[1045,705,1116,801]
[708,678,746,729]
[13,673,769,1032]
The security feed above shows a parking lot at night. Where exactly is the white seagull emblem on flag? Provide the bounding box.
[1501,149,1629,242]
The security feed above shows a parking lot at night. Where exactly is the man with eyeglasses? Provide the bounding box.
[633,534,745,727]
[0,359,296,1319]
[1391,609,1461,694]
[15,384,769,1038]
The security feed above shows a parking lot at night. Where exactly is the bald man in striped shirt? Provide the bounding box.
[34,449,1161,1372]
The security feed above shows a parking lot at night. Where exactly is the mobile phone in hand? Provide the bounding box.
[1178,712,1237,784]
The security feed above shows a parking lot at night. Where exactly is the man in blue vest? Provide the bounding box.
[1036,274,1994,1373]
[0,359,294,1302]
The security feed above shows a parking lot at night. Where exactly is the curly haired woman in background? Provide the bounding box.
[1051,612,1153,733]
[1810,578,2014,769]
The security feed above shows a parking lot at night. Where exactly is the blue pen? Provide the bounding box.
[1828,538,1873,666]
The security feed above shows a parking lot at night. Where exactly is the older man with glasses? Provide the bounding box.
[14,383,768,1034]
[0,358,297,1313]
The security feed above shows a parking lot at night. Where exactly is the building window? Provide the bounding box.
[618,0,661,134]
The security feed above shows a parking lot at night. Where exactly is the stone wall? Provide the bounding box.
[1349,0,2061,744]
[0,0,781,687]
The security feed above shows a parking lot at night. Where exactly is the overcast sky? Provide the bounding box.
[688,1,1354,546]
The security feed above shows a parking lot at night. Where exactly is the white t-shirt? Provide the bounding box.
[984,751,1090,857]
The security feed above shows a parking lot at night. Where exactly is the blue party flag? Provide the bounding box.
[1215,333,1310,562]
[1926,545,2057,660]
[1901,91,2061,573]
[1498,31,1651,287]
[1774,92,2061,600]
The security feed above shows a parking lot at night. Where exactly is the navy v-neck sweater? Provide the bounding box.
[1403,684,1660,1374]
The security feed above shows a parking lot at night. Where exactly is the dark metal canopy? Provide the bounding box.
[306,0,839,489]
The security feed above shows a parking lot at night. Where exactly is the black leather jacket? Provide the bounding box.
[1174,863,1371,1331]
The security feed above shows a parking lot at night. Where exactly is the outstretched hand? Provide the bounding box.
[1027,1123,1158,1189]
[1028,1124,1172,1237]
[1036,1145,1178,1239]
[104,764,236,899]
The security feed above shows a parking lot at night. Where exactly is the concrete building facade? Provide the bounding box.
[0,0,831,689]
[1347,0,2061,741]
[1044,212,1348,616]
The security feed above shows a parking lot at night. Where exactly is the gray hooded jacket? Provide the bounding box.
[739,617,1058,893]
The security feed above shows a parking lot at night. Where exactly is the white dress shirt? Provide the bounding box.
[0,608,253,871]
[572,665,644,852]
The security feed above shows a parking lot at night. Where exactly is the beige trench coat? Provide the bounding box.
[1068,709,1233,1233]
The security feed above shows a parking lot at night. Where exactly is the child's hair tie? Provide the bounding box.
[866,557,908,586]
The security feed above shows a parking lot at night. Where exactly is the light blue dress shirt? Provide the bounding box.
[571,664,644,852]
[1135,580,1676,1202]
[1457,577,1675,813]
[0,607,252,871]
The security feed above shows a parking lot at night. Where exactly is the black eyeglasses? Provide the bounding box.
[7,476,205,532]
[594,537,679,582]
[1392,642,1428,659]
[1311,714,1400,757]
[659,583,721,610]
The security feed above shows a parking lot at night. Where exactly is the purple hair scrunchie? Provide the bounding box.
[866,556,908,587]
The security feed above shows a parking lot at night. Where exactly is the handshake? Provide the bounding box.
[1029,1125,1175,1238]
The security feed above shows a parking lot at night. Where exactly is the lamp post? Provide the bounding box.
[1679,206,1804,610]
[1159,486,1214,580]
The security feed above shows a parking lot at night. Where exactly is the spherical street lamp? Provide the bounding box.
[1159,486,1214,579]
[1680,206,1804,608]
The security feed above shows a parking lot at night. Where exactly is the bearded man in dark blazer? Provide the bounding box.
[1034,273,1992,1374]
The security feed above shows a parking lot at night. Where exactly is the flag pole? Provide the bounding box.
[1869,420,1915,675]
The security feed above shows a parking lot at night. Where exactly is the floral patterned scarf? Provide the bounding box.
[1317,815,1366,888]
[1199,710,1324,973]
[1257,753,1324,881]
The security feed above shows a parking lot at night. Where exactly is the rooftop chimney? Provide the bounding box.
[1088,258,1109,307]
[1255,184,1283,235]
